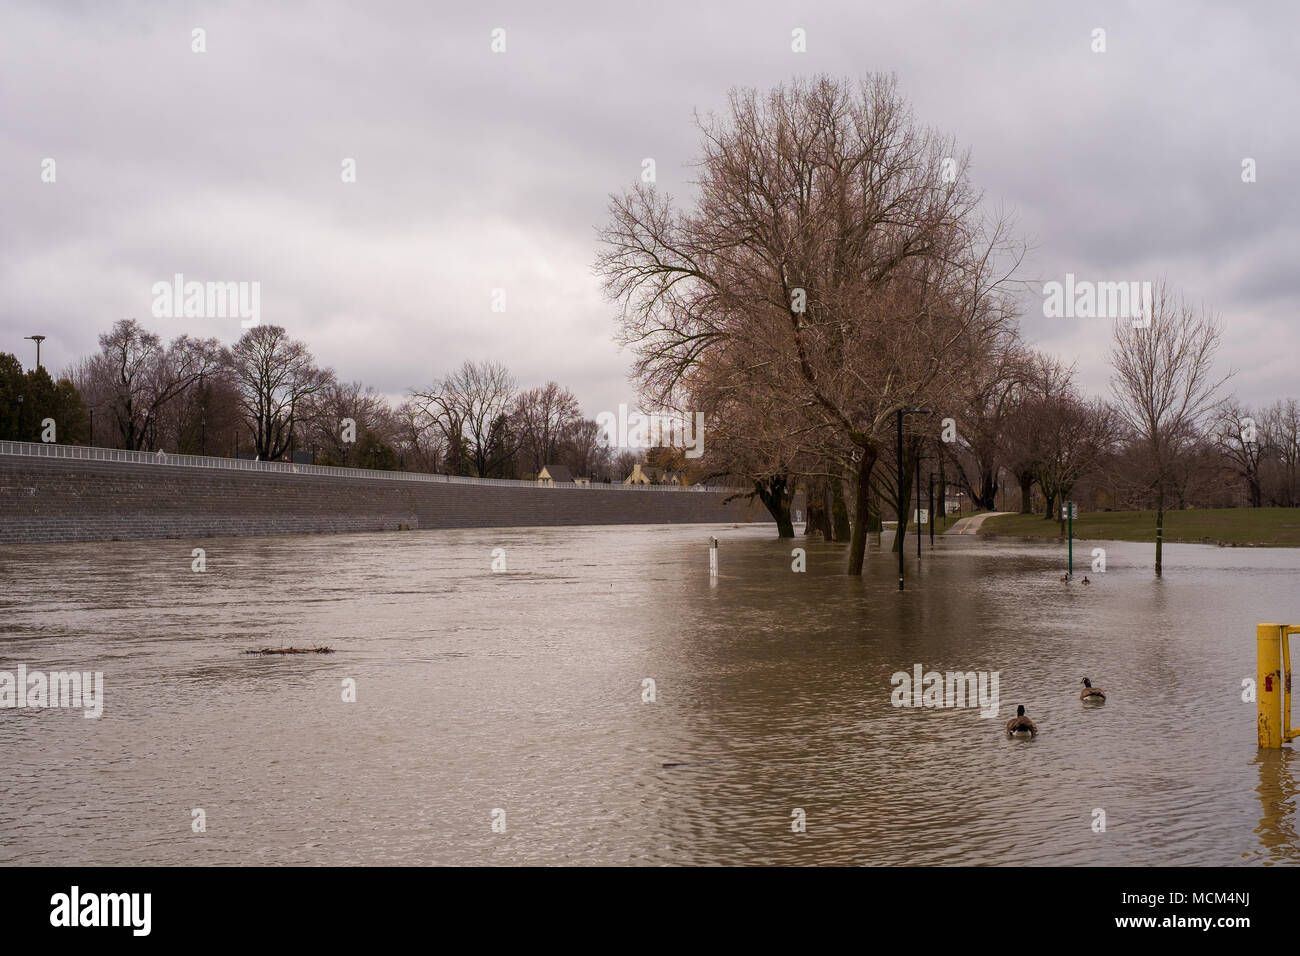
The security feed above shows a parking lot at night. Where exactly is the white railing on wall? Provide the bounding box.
[0,441,747,494]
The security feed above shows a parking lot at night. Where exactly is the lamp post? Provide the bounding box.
[897,408,932,591]
[24,335,45,370]
[938,447,946,532]
[916,452,928,558]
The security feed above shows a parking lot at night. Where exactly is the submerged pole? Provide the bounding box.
[897,410,904,590]
[928,473,935,548]
[915,453,922,559]
[1067,501,1073,578]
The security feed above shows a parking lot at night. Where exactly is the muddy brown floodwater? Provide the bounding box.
[2,524,1298,865]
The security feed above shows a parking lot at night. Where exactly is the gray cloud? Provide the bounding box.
[2,0,1297,416]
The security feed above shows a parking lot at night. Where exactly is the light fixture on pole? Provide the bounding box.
[24,335,45,370]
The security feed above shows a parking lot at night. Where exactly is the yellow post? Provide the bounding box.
[1286,630,1295,743]
[1258,623,1283,748]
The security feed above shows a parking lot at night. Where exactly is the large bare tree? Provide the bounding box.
[597,74,1022,573]
[1034,395,1117,530]
[513,381,580,474]
[1260,399,1300,506]
[82,318,222,450]
[1109,281,1229,576]
[413,360,518,478]
[303,379,396,466]
[228,325,332,460]
[1000,351,1075,515]
[1211,400,1264,507]
[944,334,1028,510]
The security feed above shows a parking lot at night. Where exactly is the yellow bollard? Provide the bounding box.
[1258,623,1283,748]
[1286,627,1296,743]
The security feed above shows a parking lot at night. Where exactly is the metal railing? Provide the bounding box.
[0,441,746,494]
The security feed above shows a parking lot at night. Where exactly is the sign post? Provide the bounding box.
[1062,501,1077,577]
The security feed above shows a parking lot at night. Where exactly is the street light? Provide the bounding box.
[24,335,45,370]
[897,408,932,591]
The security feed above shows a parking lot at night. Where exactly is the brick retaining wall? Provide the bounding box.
[0,455,779,543]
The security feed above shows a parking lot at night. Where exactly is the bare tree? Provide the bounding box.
[1109,281,1229,576]
[597,74,1023,572]
[513,382,580,474]
[228,325,332,460]
[165,365,240,456]
[1035,395,1118,530]
[1211,400,1264,507]
[413,360,518,478]
[303,380,396,466]
[944,335,1027,510]
[1260,399,1300,506]
[559,418,612,479]
[86,319,222,450]
[1000,351,1075,515]
[392,397,444,473]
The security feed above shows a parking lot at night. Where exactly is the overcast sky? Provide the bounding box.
[3,0,1297,417]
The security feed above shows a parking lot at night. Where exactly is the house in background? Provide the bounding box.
[624,463,682,486]
[537,464,575,486]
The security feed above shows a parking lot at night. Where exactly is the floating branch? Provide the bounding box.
[244,647,335,655]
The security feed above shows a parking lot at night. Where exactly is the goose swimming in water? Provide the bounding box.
[1059,574,1070,583]
[1081,575,1090,585]
[1080,677,1106,702]
[1006,705,1038,738]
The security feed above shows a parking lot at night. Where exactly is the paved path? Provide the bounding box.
[945,511,1015,535]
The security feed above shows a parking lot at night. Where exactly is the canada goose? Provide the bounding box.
[1080,677,1106,702]
[1059,574,1070,583]
[1006,705,1038,738]
[1081,575,1090,585]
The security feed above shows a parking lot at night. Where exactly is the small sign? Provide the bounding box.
[1061,503,1078,519]
[914,509,929,524]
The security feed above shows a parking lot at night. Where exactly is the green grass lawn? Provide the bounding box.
[975,508,1300,547]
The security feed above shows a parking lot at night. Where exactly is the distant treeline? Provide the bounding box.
[0,320,678,484]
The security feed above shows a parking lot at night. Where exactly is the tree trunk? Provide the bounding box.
[1155,487,1164,578]
[1019,473,1034,514]
[804,476,832,538]
[831,474,852,541]
[847,450,878,575]
[755,477,794,538]
[976,467,998,511]
[1044,490,1056,520]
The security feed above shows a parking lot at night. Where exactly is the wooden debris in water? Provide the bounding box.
[244,647,335,655]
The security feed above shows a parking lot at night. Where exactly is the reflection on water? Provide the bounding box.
[1254,749,1300,863]
[1,524,1299,865]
